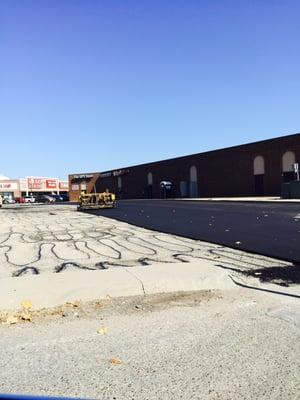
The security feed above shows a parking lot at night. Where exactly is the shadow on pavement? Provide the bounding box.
[216,263,300,287]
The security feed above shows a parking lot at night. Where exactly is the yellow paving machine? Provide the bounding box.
[77,190,116,211]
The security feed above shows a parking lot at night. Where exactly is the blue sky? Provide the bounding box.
[1,1,299,179]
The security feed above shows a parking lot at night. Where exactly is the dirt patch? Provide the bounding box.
[0,290,219,326]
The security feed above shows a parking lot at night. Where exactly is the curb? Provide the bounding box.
[0,261,234,311]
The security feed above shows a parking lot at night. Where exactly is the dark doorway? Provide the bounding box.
[147,185,153,198]
[254,174,264,196]
[283,171,296,183]
[180,181,188,197]
[189,181,198,198]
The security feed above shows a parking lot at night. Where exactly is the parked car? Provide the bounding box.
[15,197,26,204]
[51,193,69,202]
[60,193,69,201]
[51,194,64,202]
[3,196,15,204]
[34,194,55,203]
[24,196,36,203]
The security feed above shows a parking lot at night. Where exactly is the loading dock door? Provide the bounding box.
[189,181,198,197]
[189,166,198,197]
[253,156,265,196]
[180,181,188,197]
[254,174,264,196]
[147,185,153,198]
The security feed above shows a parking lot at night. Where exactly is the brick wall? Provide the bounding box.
[69,133,300,200]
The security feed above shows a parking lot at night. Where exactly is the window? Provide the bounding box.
[282,151,296,183]
[147,172,153,186]
[117,177,122,189]
[253,156,265,175]
[189,166,198,197]
[282,151,296,172]
[190,166,197,182]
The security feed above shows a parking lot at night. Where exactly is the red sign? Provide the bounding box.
[28,178,42,190]
[46,180,57,189]
[59,182,69,190]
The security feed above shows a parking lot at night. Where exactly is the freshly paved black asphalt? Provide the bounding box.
[87,200,300,263]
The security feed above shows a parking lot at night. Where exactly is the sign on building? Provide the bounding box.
[59,182,69,190]
[0,182,18,190]
[46,179,57,189]
[28,178,43,190]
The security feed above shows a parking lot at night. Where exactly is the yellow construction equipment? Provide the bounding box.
[77,190,116,211]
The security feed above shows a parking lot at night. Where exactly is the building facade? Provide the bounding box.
[0,180,20,200]
[69,133,300,201]
[0,176,69,201]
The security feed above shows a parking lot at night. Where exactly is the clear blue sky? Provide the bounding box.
[1,0,299,179]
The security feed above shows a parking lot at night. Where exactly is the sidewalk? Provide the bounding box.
[1,260,299,311]
[175,196,300,203]
[0,261,234,310]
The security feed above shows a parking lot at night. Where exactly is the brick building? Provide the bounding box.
[69,133,300,201]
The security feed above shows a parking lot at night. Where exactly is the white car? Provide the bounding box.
[24,196,36,203]
[3,197,15,204]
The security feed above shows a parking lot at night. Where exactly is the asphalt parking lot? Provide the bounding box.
[0,204,291,279]
[87,200,300,263]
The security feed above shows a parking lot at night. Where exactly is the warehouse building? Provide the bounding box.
[69,133,300,201]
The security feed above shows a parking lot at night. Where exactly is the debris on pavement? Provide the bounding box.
[109,358,123,365]
[21,300,32,310]
[97,327,108,335]
[20,312,32,322]
[6,316,18,325]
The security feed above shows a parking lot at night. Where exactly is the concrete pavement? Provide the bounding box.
[0,289,299,400]
[0,261,234,310]
[1,259,299,312]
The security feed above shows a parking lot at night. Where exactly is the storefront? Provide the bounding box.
[21,177,69,196]
[0,180,20,201]
[0,177,69,200]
